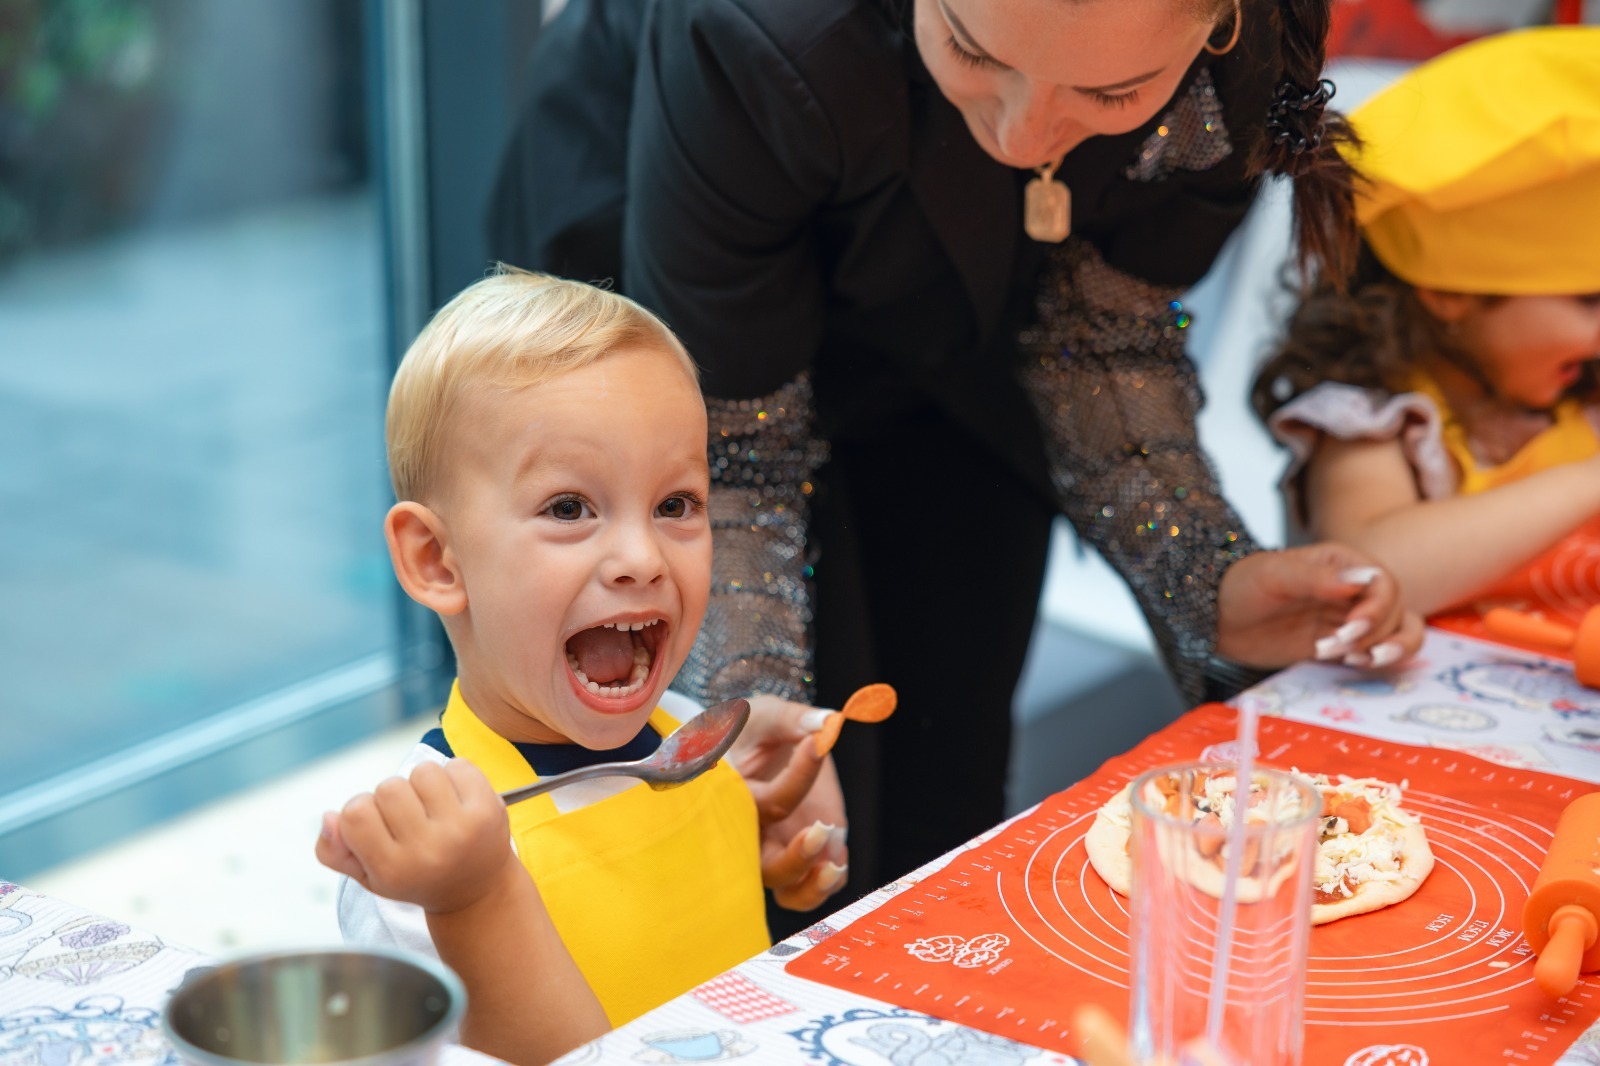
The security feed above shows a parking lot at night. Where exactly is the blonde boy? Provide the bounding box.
[318,270,840,1065]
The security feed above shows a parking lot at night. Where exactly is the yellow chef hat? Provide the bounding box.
[1346,26,1600,295]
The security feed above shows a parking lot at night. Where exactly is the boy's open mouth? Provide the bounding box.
[565,619,664,699]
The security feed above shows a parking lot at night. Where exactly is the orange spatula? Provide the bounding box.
[813,683,898,756]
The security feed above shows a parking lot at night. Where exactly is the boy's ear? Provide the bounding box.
[1413,288,1479,325]
[385,502,467,616]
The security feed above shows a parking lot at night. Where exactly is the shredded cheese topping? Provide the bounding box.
[1298,771,1420,899]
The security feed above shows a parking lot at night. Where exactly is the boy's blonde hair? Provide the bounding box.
[386,267,697,502]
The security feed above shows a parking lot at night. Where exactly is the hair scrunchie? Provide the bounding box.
[1266,77,1336,177]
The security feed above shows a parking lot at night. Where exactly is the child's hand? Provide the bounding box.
[1215,542,1426,670]
[316,759,517,915]
[728,694,850,911]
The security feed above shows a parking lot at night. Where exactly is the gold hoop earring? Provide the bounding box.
[1203,0,1242,55]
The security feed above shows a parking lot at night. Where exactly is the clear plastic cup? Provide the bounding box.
[1128,762,1319,1066]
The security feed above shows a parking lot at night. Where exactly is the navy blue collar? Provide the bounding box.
[420,719,662,776]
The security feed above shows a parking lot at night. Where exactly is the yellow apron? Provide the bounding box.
[1409,372,1600,494]
[1413,374,1600,646]
[441,684,769,1025]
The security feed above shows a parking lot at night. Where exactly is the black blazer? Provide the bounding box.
[489,0,1279,497]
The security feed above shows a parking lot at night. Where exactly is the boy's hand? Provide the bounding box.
[1216,543,1425,670]
[316,759,518,915]
[728,694,850,912]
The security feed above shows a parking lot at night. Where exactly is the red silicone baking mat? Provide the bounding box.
[786,705,1600,1065]
[1429,519,1600,661]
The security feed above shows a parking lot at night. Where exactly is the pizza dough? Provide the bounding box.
[1302,771,1434,923]
[1084,769,1433,925]
[1083,786,1138,898]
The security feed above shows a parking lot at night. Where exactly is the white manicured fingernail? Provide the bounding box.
[1334,619,1371,644]
[1369,641,1404,667]
[801,821,835,857]
[830,826,849,849]
[799,710,831,733]
[819,862,848,891]
[1342,650,1373,668]
[1338,566,1381,586]
[1315,635,1348,660]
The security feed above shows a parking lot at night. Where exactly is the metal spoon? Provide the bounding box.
[498,697,750,806]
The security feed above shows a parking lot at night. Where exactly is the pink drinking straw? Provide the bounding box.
[1202,700,1260,1060]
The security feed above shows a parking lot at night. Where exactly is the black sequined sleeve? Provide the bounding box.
[1018,237,1260,703]
[671,376,829,706]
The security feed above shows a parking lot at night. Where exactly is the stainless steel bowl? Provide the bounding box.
[162,948,465,1066]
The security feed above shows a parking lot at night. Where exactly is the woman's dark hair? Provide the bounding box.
[1252,0,1362,288]
[1250,243,1455,422]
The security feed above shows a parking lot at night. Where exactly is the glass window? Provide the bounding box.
[0,0,397,872]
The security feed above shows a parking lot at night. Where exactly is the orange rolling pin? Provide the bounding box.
[1524,792,1600,997]
[1483,606,1600,689]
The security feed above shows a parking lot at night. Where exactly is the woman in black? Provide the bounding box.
[488,0,1423,927]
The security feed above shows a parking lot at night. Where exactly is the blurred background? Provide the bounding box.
[1,0,1594,956]
[0,0,545,947]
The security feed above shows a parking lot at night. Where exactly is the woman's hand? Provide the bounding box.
[1215,543,1425,671]
[316,758,516,915]
[728,694,849,912]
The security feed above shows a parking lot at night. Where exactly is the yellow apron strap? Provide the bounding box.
[440,683,536,785]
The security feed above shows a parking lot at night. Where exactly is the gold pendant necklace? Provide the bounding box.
[1024,156,1075,243]
[1023,157,1070,243]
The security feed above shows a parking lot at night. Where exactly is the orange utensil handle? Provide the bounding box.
[1575,609,1600,689]
[1483,607,1577,650]
[813,683,899,757]
[1536,906,1598,998]
[1526,792,1600,996]
[841,682,897,723]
